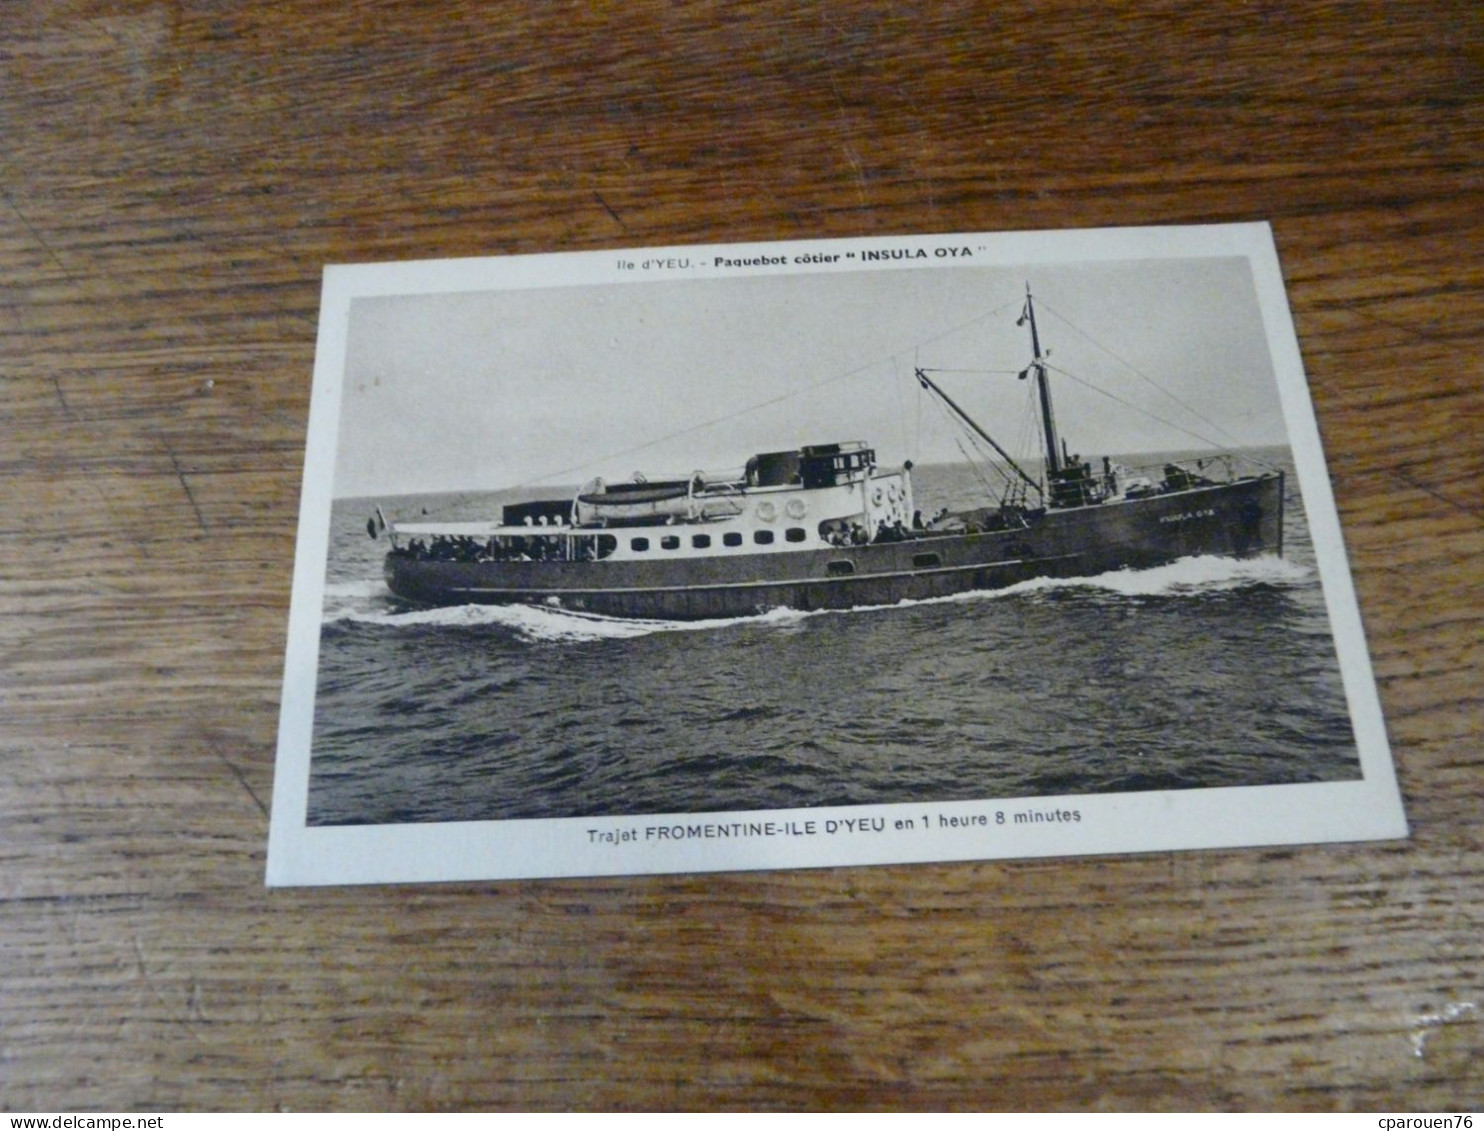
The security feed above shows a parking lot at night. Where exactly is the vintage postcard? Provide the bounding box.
[267,223,1406,886]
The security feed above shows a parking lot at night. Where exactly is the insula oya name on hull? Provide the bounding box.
[374,288,1287,620]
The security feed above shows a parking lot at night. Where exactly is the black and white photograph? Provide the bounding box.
[267,224,1406,885]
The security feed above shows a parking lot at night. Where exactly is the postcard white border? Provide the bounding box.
[267,223,1406,886]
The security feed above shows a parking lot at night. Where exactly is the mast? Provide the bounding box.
[1020,284,1061,476]
[913,284,1074,508]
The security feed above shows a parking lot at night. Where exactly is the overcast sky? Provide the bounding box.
[329,254,1289,500]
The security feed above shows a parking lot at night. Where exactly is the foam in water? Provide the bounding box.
[321,554,1309,643]
[984,553,1310,600]
[320,580,390,623]
[323,584,814,642]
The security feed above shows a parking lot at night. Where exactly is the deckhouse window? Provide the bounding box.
[723,532,743,547]
[785,527,806,543]
[597,535,617,558]
[754,530,775,545]
[912,552,942,569]
[630,537,650,552]
[661,535,680,550]
[692,534,712,549]
[826,560,855,576]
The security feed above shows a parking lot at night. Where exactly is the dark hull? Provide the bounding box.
[385,473,1284,620]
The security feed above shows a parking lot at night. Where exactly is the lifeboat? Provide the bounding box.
[573,477,697,524]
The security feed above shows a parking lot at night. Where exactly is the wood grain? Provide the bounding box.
[2,0,1479,1111]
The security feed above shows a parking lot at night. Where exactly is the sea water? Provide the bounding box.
[305,452,1361,826]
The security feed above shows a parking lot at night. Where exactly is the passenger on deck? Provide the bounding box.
[873,521,909,544]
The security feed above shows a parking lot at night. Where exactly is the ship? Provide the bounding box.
[372,287,1285,620]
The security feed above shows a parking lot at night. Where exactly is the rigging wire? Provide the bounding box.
[504,295,1027,492]
[1044,361,1253,459]
[406,290,1268,519]
[953,437,1003,500]
[917,367,1025,375]
[400,295,1032,523]
[1015,379,1042,475]
[917,375,1019,500]
[892,353,911,458]
[913,347,923,455]
[1031,298,1248,451]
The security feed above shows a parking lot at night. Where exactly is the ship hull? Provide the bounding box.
[384,473,1284,620]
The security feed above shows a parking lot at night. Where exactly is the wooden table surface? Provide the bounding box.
[2,0,1480,1112]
